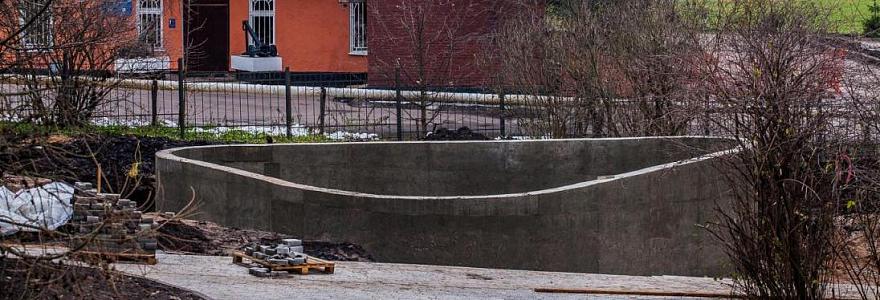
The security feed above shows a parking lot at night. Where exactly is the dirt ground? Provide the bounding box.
[0,258,205,300]
[150,213,373,262]
[0,133,215,210]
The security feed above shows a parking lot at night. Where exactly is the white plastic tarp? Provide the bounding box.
[0,182,74,236]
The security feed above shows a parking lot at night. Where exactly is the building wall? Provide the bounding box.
[161,0,185,70]
[229,0,367,73]
[157,0,366,73]
[366,0,503,88]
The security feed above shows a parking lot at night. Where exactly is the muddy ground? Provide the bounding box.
[0,258,205,300]
[0,133,215,209]
[151,214,373,262]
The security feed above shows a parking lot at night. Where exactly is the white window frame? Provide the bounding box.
[249,0,275,46]
[18,0,53,50]
[137,0,163,50]
[349,0,367,55]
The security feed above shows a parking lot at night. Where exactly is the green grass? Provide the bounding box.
[699,0,875,34]
[0,122,330,144]
[825,0,874,34]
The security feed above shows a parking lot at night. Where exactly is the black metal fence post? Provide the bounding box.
[177,58,186,139]
[150,80,159,126]
[319,86,326,135]
[284,67,292,138]
[499,90,506,138]
[395,66,403,141]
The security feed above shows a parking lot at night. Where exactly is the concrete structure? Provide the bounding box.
[230,56,284,72]
[156,137,737,276]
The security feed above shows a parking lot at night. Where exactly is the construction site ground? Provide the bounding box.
[115,252,740,300]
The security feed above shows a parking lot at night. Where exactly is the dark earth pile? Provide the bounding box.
[423,127,490,141]
[153,214,373,262]
[0,134,215,210]
[0,258,205,300]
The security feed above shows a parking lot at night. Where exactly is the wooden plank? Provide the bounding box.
[534,288,745,299]
[533,288,859,300]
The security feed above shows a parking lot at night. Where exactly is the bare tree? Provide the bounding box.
[0,0,53,70]
[490,0,615,138]
[0,0,138,126]
[600,0,705,136]
[698,1,848,298]
[491,0,704,138]
[370,0,497,135]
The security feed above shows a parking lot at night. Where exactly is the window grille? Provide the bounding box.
[19,0,53,49]
[137,0,163,49]
[249,0,275,45]
[349,0,367,55]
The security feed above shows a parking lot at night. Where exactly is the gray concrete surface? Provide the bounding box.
[156,138,737,276]
[114,253,740,300]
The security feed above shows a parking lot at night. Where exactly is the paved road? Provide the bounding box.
[1,83,514,138]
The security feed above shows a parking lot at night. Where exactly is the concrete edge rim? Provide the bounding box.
[155,136,741,200]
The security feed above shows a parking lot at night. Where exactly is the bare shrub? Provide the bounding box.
[492,0,704,138]
[599,0,706,136]
[490,0,593,138]
[698,1,849,298]
[835,47,880,299]
[369,0,499,135]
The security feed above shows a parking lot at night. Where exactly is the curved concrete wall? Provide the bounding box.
[156,137,735,276]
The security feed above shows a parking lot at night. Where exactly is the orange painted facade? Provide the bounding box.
[153,0,366,72]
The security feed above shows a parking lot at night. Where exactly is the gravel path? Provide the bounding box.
[114,253,742,300]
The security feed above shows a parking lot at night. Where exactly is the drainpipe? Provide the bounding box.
[179,0,187,70]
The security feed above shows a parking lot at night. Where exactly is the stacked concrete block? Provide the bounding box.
[243,239,308,267]
[68,182,158,257]
[248,267,273,277]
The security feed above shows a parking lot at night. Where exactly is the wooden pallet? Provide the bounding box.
[232,250,335,275]
[72,251,157,265]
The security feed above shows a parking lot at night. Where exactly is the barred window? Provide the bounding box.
[18,0,53,50]
[137,0,163,49]
[249,0,274,45]
[349,0,367,55]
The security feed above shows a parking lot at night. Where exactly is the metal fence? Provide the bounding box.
[0,65,726,141]
[4,62,522,140]
[4,60,869,141]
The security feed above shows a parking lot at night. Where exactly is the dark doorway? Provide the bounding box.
[184,0,230,72]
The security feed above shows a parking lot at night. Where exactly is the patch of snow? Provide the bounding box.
[4,114,383,142]
[325,131,380,141]
[497,135,552,141]
[190,125,311,137]
[91,117,175,128]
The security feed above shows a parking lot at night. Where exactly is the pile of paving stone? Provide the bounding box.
[68,182,158,257]
[243,239,308,277]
